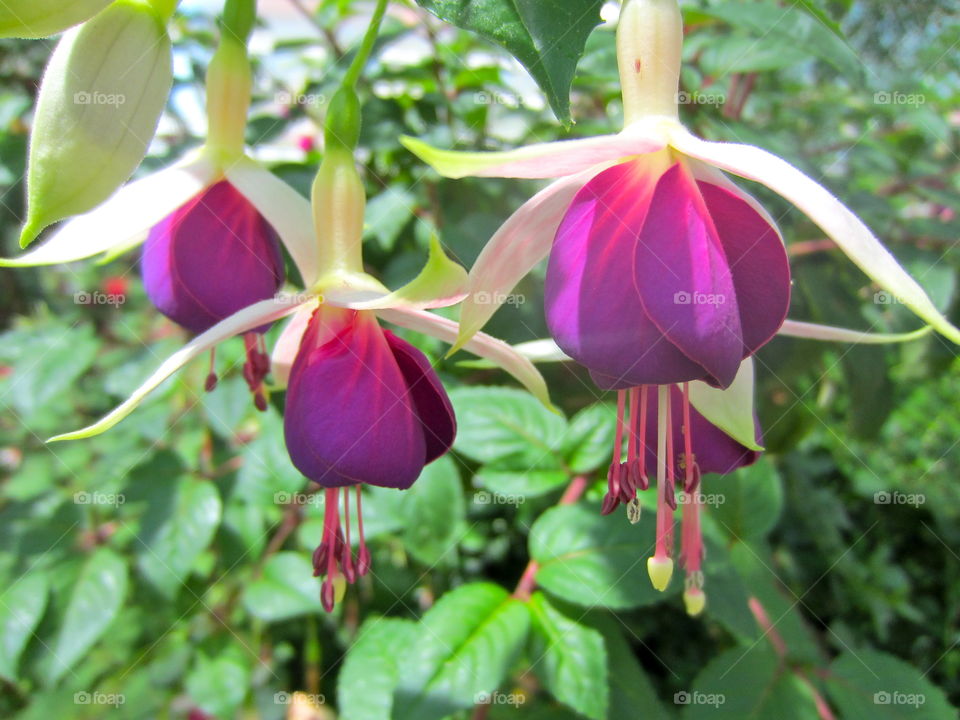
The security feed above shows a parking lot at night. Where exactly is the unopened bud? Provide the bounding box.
[21,0,172,247]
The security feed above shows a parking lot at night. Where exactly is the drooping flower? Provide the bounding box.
[402,0,960,608]
[47,136,552,614]
[1,14,313,407]
[402,0,960,358]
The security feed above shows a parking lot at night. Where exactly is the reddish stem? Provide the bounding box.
[513,475,588,601]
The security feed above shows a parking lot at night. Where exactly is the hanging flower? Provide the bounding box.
[1,17,316,407]
[401,0,959,611]
[401,0,959,358]
[47,139,553,613]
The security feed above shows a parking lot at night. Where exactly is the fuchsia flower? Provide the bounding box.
[404,0,959,610]
[1,26,316,407]
[282,306,456,610]
[47,145,552,613]
[141,180,286,407]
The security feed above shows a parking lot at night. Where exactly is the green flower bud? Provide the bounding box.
[0,0,112,39]
[20,0,173,247]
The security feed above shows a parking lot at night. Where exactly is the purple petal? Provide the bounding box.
[698,181,791,354]
[545,158,706,388]
[641,386,760,477]
[634,164,743,388]
[384,331,456,464]
[283,309,426,489]
[142,180,285,334]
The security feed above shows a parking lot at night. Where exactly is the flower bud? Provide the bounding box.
[20,0,173,247]
[0,0,112,38]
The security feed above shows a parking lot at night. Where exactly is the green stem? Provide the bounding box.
[341,0,390,89]
[221,0,257,44]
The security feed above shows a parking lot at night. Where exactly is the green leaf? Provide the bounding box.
[527,593,607,720]
[823,648,956,719]
[682,645,820,719]
[393,583,531,720]
[529,504,674,609]
[48,547,127,682]
[365,186,416,251]
[589,617,672,720]
[242,552,322,621]
[709,457,783,542]
[414,0,605,126]
[0,570,49,680]
[402,456,466,566]
[475,467,568,499]
[185,645,252,719]
[233,410,306,505]
[560,403,616,474]
[136,478,221,596]
[696,3,863,81]
[449,387,567,465]
[338,617,418,720]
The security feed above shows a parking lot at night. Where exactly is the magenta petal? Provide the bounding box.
[142,180,285,334]
[698,181,791,354]
[284,310,427,489]
[634,164,743,389]
[545,159,706,388]
[384,330,456,464]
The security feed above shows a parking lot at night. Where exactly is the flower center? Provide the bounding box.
[603,382,706,613]
[312,486,371,613]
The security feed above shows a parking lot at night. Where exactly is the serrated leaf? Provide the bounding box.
[48,547,127,683]
[561,403,616,474]
[0,570,49,680]
[527,593,607,720]
[403,456,466,566]
[449,387,567,465]
[682,645,820,719]
[136,478,221,596]
[824,648,956,719]
[242,552,322,621]
[709,457,783,542]
[394,583,531,720]
[529,504,675,609]
[415,0,604,125]
[338,617,418,720]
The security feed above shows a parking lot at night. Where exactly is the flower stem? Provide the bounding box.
[342,0,390,89]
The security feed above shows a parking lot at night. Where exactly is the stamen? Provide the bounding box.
[356,486,371,576]
[637,385,649,490]
[204,348,218,392]
[242,332,271,411]
[603,390,628,515]
[682,383,697,492]
[648,385,674,592]
[680,483,705,616]
[342,486,356,583]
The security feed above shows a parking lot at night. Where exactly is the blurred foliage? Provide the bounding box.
[1,0,959,718]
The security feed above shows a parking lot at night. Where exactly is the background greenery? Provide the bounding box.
[1,0,958,718]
